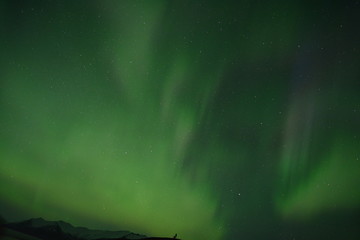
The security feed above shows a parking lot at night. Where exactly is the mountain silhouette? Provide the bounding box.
[2,217,150,240]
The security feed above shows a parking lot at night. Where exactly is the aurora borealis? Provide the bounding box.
[0,1,360,239]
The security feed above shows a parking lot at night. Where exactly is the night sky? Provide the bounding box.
[1,1,360,240]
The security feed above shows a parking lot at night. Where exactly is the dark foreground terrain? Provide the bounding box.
[0,217,179,240]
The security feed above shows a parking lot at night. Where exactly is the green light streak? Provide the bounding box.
[278,138,360,219]
[0,2,225,239]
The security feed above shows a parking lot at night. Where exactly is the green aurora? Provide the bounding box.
[0,1,359,240]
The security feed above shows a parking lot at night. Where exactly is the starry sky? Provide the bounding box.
[0,1,360,240]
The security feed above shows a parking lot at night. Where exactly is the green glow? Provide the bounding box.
[1,1,359,240]
[278,139,360,219]
[0,2,225,239]
[277,90,360,220]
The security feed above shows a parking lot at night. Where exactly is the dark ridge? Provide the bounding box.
[4,217,147,240]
